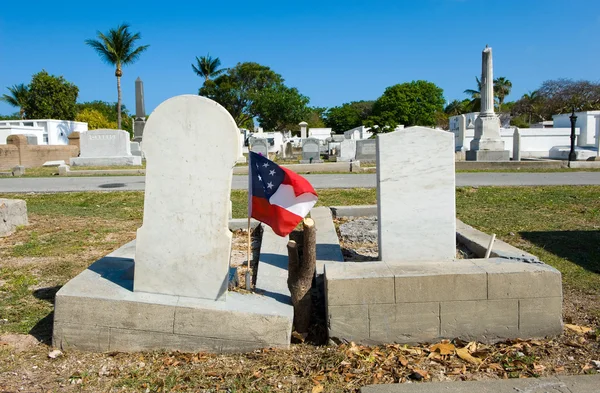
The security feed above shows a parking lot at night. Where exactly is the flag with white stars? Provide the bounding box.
[249,152,318,237]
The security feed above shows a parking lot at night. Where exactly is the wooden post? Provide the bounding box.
[287,217,316,334]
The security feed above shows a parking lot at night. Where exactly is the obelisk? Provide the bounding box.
[133,77,146,142]
[466,46,509,161]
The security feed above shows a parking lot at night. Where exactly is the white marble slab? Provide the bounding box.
[134,95,239,300]
[377,126,456,262]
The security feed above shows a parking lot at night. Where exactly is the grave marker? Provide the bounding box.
[250,137,268,157]
[134,95,239,300]
[356,139,376,161]
[377,126,455,262]
[70,129,141,166]
[301,137,322,163]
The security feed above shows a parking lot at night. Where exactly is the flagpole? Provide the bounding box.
[246,151,252,291]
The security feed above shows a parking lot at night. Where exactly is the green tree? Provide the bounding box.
[0,84,29,119]
[324,101,374,132]
[192,54,226,83]
[368,80,445,129]
[75,108,118,129]
[444,99,471,116]
[494,76,512,111]
[199,62,284,127]
[463,76,482,112]
[77,101,132,132]
[85,23,149,129]
[22,70,79,120]
[306,106,327,128]
[253,85,310,130]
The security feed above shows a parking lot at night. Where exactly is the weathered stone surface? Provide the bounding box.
[52,322,110,352]
[377,127,455,262]
[311,207,344,276]
[301,138,321,162]
[71,129,141,166]
[328,305,369,342]
[519,297,563,337]
[441,299,519,342]
[135,96,238,300]
[0,198,28,237]
[250,137,268,156]
[337,139,356,162]
[355,139,376,161]
[389,261,487,303]
[369,302,439,343]
[325,262,395,306]
[472,259,562,299]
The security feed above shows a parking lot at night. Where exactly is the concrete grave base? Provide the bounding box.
[465,150,510,161]
[53,235,293,353]
[0,198,28,237]
[70,156,142,166]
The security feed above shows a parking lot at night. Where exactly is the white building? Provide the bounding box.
[0,119,88,145]
[552,111,600,147]
[308,127,332,143]
[343,126,373,140]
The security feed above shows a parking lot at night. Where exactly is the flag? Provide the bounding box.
[248,151,318,237]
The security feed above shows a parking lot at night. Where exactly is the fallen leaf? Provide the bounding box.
[48,349,63,359]
[430,342,455,355]
[565,324,593,335]
[456,347,482,365]
[312,385,324,393]
[533,363,546,372]
[554,366,565,372]
[398,356,408,367]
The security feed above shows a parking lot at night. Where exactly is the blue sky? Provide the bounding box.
[1,0,599,117]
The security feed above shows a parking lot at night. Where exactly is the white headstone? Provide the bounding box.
[513,128,521,161]
[79,129,131,157]
[134,95,239,300]
[338,139,356,162]
[377,126,456,262]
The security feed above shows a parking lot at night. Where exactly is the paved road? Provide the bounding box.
[2,172,600,193]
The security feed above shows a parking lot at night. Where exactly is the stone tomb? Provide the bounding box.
[71,129,141,166]
[301,137,323,163]
[377,127,456,262]
[337,139,357,162]
[53,95,292,353]
[356,139,376,161]
[0,198,28,237]
[250,137,268,157]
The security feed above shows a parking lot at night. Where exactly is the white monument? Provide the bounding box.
[70,129,141,166]
[466,46,509,161]
[134,96,238,300]
[299,121,308,139]
[377,126,456,261]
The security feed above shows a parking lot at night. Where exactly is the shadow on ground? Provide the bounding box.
[29,285,61,344]
[520,230,600,274]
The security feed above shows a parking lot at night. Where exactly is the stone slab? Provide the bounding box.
[356,139,376,161]
[377,127,456,262]
[361,375,600,393]
[441,299,519,342]
[79,129,132,157]
[328,305,370,342]
[330,205,377,218]
[369,302,439,344]
[325,262,395,306]
[302,138,321,161]
[0,198,28,237]
[388,261,487,302]
[70,156,142,166]
[465,150,510,161]
[299,159,324,164]
[311,207,345,275]
[43,160,65,167]
[52,238,293,353]
[135,95,238,300]
[519,297,563,337]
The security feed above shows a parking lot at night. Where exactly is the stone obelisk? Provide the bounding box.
[133,77,146,143]
[466,46,509,161]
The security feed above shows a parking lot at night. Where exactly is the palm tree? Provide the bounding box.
[520,90,541,125]
[494,77,512,112]
[85,24,149,129]
[0,84,28,119]
[192,54,226,82]
[463,77,482,112]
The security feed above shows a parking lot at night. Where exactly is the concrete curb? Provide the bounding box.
[361,374,600,393]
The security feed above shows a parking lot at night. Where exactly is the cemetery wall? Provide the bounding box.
[0,134,79,169]
[553,111,600,147]
[0,119,88,145]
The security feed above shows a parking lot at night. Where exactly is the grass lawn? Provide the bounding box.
[0,186,598,391]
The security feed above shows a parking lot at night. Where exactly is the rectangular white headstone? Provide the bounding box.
[377,126,456,262]
[79,129,132,157]
[134,95,239,300]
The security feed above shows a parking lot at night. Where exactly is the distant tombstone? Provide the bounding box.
[512,128,521,161]
[250,137,268,156]
[70,129,141,166]
[377,126,455,262]
[355,139,376,161]
[332,135,345,142]
[284,142,293,158]
[130,141,142,157]
[135,95,239,300]
[301,137,322,163]
[337,139,356,162]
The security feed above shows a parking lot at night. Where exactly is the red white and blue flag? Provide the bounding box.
[249,152,318,237]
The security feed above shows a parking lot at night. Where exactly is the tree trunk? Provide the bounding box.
[116,72,122,130]
[287,218,316,334]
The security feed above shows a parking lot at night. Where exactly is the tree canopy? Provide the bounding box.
[22,70,79,120]
[75,108,118,129]
[324,101,374,133]
[192,54,226,82]
[368,80,445,128]
[200,62,311,130]
[0,84,29,119]
[77,101,132,132]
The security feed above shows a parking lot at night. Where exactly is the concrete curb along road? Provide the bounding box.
[361,374,600,393]
[3,172,600,193]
